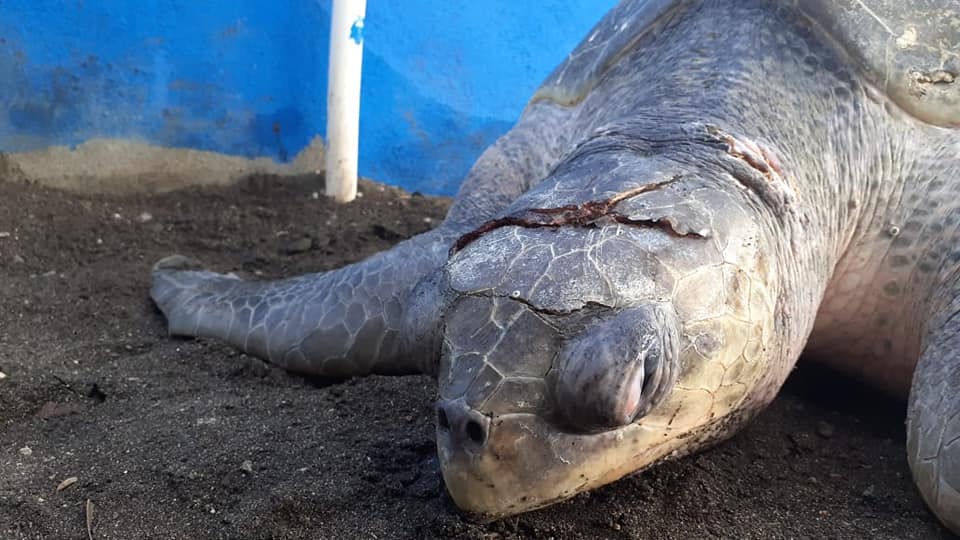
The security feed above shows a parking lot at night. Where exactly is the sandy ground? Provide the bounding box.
[0,173,953,539]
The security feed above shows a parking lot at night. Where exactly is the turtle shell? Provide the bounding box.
[797,0,959,127]
[532,0,959,127]
[531,0,695,106]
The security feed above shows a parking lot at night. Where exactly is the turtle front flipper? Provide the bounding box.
[908,303,960,534]
[151,228,456,377]
[151,92,581,378]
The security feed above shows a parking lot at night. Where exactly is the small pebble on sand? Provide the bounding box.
[283,237,313,254]
[816,420,835,439]
[19,446,32,456]
[57,477,79,491]
[0,231,10,238]
[0,371,7,380]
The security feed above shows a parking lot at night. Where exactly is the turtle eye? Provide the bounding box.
[551,305,679,431]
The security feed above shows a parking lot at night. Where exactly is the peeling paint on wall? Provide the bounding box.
[350,18,365,45]
[0,1,614,194]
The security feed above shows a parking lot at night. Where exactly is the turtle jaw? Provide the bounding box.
[436,411,682,521]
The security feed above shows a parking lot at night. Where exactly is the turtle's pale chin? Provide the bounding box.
[436,411,680,521]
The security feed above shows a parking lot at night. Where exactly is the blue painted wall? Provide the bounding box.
[0,1,615,194]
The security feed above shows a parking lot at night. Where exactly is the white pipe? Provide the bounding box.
[325,0,367,203]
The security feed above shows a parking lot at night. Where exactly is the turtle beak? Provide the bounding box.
[435,406,675,520]
[434,407,588,520]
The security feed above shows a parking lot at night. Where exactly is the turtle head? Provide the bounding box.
[434,293,684,519]
[435,172,777,519]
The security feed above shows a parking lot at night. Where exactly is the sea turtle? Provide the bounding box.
[150,0,960,532]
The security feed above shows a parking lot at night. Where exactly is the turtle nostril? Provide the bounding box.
[435,399,488,448]
[437,407,450,430]
[465,419,486,445]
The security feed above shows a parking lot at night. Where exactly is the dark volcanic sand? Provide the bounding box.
[0,173,953,539]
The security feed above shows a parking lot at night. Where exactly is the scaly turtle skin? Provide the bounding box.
[150,0,960,531]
